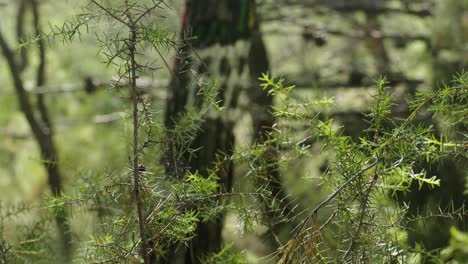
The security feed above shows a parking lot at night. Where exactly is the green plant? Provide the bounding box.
[274,72,466,263]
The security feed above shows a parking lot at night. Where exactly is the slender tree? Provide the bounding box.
[0,0,72,261]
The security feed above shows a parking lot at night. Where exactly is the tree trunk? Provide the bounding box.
[163,1,259,263]
[247,12,293,249]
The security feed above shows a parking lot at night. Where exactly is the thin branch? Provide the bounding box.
[343,160,380,259]
[30,0,52,132]
[0,111,127,140]
[16,0,28,72]
[128,22,149,263]
[0,26,44,139]
[278,160,378,262]
[152,44,178,79]
[90,0,130,27]
[135,0,164,23]
[295,160,379,237]
[0,78,169,97]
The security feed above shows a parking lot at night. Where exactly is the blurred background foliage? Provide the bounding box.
[0,0,466,263]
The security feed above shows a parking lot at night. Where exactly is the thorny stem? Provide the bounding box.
[279,160,378,263]
[90,0,129,26]
[343,158,380,259]
[308,160,377,220]
[128,22,149,264]
[87,2,171,262]
[293,160,378,240]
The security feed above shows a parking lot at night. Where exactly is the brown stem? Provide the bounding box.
[16,0,28,72]
[30,0,51,127]
[297,160,378,237]
[343,160,380,260]
[128,23,149,264]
